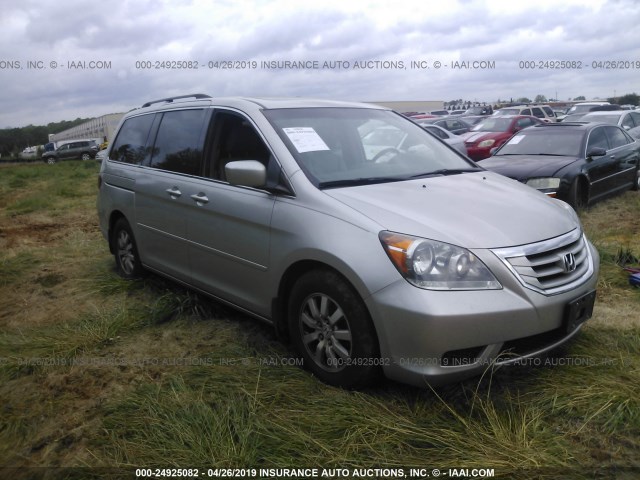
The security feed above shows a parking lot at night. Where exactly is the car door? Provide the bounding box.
[584,126,618,198]
[601,126,639,194]
[185,109,277,316]
[133,109,209,281]
[57,143,72,160]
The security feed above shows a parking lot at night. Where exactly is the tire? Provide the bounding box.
[112,218,143,279]
[569,177,588,209]
[81,153,91,161]
[45,157,56,165]
[287,269,380,388]
[632,165,640,192]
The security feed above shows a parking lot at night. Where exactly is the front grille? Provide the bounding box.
[492,229,593,295]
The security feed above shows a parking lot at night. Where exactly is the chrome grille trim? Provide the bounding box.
[492,229,594,296]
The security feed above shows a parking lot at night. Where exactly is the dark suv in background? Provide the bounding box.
[42,140,98,164]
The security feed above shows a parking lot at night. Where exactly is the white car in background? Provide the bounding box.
[420,123,469,155]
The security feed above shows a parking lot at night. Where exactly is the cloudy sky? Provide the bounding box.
[1,0,639,128]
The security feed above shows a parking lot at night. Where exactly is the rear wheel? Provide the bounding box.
[81,152,91,161]
[569,177,588,209]
[112,218,143,279]
[287,269,380,389]
[46,157,56,165]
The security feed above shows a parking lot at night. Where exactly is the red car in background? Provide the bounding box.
[461,115,543,161]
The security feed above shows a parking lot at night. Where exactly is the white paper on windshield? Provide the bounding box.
[283,127,330,153]
[508,135,525,145]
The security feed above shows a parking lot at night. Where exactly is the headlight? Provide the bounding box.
[478,139,495,148]
[526,177,560,190]
[379,232,502,290]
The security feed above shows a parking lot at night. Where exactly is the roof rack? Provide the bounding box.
[142,93,212,108]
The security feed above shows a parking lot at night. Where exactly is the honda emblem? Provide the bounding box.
[563,253,577,273]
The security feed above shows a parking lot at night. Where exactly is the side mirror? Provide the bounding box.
[586,147,606,159]
[623,125,630,131]
[225,160,267,187]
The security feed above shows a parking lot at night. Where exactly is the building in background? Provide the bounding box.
[49,113,124,145]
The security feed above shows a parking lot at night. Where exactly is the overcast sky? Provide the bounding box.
[1,0,639,128]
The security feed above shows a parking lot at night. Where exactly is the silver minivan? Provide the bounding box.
[97,94,599,388]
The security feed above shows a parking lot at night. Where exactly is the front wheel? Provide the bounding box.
[569,177,588,209]
[112,218,143,279]
[288,269,380,388]
[81,152,91,161]
[45,157,56,165]
[632,165,640,191]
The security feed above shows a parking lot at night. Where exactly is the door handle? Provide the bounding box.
[166,186,182,198]
[190,193,209,205]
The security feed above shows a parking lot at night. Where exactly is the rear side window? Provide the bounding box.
[605,126,632,149]
[531,108,544,118]
[110,114,155,164]
[149,109,208,175]
[621,114,635,130]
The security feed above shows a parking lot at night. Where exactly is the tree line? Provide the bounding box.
[0,118,92,158]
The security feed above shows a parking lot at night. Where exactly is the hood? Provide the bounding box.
[324,172,578,249]
[461,131,505,144]
[481,155,580,180]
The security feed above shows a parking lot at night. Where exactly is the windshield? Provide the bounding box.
[263,108,475,187]
[568,104,605,114]
[471,117,512,132]
[495,130,583,157]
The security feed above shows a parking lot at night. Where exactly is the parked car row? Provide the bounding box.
[480,122,640,208]
[402,106,640,209]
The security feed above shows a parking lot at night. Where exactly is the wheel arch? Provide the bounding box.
[272,259,379,344]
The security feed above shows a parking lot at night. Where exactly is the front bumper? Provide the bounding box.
[365,241,599,387]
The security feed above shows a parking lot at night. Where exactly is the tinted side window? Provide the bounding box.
[531,108,544,118]
[208,111,272,181]
[605,126,631,149]
[521,109,531,115]
[542,106,554,117]
[587,127,609,151]
[621,114,635,129]
[630,112,640,127]
[111,114,155,164]
[149,109,207,175]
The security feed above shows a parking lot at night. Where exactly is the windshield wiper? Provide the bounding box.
[318,176,407,189]
[410,167,483,179]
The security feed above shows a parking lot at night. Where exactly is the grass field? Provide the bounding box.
[0,161,639,479]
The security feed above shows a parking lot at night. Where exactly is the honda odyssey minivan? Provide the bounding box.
[97,94,599,388]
